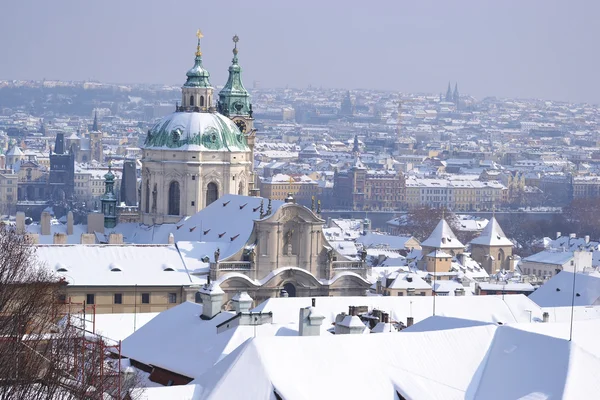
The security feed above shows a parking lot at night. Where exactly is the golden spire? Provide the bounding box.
[195,29,204,56]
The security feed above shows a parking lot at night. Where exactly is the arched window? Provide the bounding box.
[200,96,205,107]
[206,182,218,206]
[168,181,180,215]
[145,181,150,213]
[498,248,505,266]
[190,95,195,106]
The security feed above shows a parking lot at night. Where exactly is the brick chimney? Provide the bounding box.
[53,233,67,244]
[108,233,123,244]
[407,317,414,327]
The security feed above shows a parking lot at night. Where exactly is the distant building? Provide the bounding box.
[333,157,405,211]
[259,173,319,207]
[48,132,75,201]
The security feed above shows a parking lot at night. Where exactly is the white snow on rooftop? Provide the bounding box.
[35,244,193,286]
[529,271,600,307]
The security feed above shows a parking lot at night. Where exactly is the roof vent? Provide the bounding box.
[163,264,175,271]
[109,263,122,272]
[55,263,68,272]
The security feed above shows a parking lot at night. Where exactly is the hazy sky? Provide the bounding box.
[1,0,599,103]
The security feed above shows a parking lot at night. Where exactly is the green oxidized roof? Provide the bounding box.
[143,111,250,152]
[184,54,212,88]
[218,36,251,117]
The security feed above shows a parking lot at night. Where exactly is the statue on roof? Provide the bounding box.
[214,247,220,263]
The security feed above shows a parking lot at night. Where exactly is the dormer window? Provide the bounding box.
[109,263,122,272]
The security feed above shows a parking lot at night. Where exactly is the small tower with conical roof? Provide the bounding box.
[418,218,464,271]
[181,30,214,111]
[101,162,117,228]
[469,217,514,273]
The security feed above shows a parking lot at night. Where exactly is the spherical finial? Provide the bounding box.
[232,34,239,55]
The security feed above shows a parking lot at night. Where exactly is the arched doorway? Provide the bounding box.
[168,181,180,215]
[206,182,218,206]
[282,282,297,297]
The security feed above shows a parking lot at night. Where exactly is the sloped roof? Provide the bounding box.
[36,244,194,286]
[6,146,23,156]
[529,271,600,307]
[356,232,417,250]
[121,302,316,380]
[470,216,513,246]
[194,324,600,400]
[420,219,464,249]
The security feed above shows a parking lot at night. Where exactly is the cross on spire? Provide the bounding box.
[196,29,204,56]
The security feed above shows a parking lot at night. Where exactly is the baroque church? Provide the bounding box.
[140,31,256,225]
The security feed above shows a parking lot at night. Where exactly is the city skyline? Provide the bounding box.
[1,0,599,104]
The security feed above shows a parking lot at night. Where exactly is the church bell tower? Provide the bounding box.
[218,35,258,195]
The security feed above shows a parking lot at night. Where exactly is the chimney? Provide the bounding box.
[0,154,5,169]
[454,287,465,296]
[542,312,549,323]
[53,232,67,244]
[311,298,316,307]
[584,235,590,244]
[299,305,325,336]
[67,211,74,236]
[569,233,576,239]
[15,212,25,234]
[335,313,366,334]
[108,233,123,244]
[24,233,39,244]
[80,233,96,244]
[232,292,253,313]
[382,313,389,323]
[556,232,561,239]
[407,317,414,327]
[198,281,225,320]
[168,233,175,245]
[41,211,51,236]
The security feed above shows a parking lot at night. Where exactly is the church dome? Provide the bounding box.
[144,111,250,152]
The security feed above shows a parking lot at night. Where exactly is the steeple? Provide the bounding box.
[352,135,360,155]
[181,30,213,111]
[101,161,117,228]
[92,111,99,132]
[218,35,252,118]
[445,82,453,102]
[453,83,460,105]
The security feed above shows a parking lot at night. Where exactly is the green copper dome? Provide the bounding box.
[144,111,250,152]
[184,55,212,88]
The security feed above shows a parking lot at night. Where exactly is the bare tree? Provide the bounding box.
[0,225,144,400]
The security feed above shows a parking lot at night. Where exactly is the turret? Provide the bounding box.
[218,35,252,123]
[101,162,117,228]
[181,29,214,110]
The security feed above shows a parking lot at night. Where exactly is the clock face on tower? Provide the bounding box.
[235,119,247,133]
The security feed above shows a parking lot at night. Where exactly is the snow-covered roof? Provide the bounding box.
[121,302,313,380]
[469,216,513,247]
[252,294,544,326]
[420,219,464,249]
[355,232,417,250]
[35,244,194,286]
[388,272,430,290]
[195,323,600,400]
[523,250,574,266]
[529,271,600,307]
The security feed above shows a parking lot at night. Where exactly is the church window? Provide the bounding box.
[200,96,205,107]
[206,182,218,206]
[168,181,180,215]
[145,181,150,213]
[190,95,194,106]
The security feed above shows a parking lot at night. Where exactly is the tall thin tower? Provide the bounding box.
[396,100,402,142]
